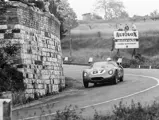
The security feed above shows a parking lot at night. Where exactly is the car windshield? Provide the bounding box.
[92,62,118,68]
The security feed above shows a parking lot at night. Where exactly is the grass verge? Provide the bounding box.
[52,101,159,120]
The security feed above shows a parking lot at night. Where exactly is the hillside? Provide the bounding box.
[61,20,159,66]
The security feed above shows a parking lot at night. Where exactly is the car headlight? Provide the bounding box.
[108,70,113,75]
[83,72,87,77]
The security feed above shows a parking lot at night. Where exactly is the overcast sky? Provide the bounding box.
[68,0,159,19]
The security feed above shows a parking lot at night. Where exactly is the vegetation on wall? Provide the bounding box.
[0,43,25,92]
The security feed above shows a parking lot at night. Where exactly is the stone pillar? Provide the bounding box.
[0,1,65,98]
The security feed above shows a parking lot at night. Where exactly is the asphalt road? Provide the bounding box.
[12,65,159,120]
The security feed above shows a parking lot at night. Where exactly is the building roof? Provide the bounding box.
[82,13,91,16]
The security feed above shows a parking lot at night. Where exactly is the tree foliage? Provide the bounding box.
[92,13,103,20]
[49,0,78,39]
[95,0,128,20]
[27,0,78,39]
[0,43,25,92]
[150,9,159,20]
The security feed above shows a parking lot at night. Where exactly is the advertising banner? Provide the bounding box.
[114,39,139,49]
[114,31,139,40]
[113,31,139,49]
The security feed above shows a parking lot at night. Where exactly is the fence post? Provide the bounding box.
[0,99,11,120]
[139,65,140,69]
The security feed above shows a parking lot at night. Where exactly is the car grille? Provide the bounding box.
[91,77,103,81]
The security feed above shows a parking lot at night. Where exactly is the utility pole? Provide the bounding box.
[132,49,136,59]
[69,27,72,58]
[109,50,112,58]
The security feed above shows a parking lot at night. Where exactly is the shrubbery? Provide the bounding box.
[51,101,159,120]
[0,43,25,93]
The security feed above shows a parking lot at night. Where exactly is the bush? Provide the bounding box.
[40,101,159,120]
[0,43,25,93]
[12,91,26,106]
[112,101,159,120]
[54,105,85,120]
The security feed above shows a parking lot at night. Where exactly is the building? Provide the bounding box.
[82,13,92,21]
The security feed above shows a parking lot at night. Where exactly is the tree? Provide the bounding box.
[28,0,78,39]
[150,9,159,20]
[92,13,103,20]
[119,10,129,18]
[49,0,78,39]
[95,0,126,20]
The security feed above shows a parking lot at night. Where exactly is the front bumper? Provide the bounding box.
[83,74,115,83]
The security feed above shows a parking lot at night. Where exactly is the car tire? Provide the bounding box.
[83,72,89,88]
[119,70,124,82]
[113,71,118,85]
[120,76,124,82]
[83,81,89,88]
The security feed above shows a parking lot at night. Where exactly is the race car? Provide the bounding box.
[82,61,124,88]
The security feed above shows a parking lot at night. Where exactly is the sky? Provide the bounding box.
[68,0,159,20]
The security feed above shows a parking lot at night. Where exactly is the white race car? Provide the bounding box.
[82,61,124,88]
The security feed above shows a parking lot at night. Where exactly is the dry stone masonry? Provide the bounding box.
[0,1,65,98]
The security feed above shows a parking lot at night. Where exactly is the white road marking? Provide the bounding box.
[18,74,159,120]
[81,74,159,109]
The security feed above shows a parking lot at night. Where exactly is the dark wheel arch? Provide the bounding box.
[83,71,89,88]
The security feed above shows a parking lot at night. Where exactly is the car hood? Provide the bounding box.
[84,67,117,73]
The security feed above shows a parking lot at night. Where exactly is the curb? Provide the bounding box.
[12,89,81,111]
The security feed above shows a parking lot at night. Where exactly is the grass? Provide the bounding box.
[65,77,82,90]
[62,20,159,66]
[21,101,159,120]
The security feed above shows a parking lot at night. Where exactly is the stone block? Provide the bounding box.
[25,69,34,73]
[13,33,22,39]
[41,74,50,80]
[54,79,60,85]
[28,73,33,79]
[45,80,51,84]
[27,84,33,89]
[41,70,50,75]
[53,85,59,92]
[25,89,34,94]
[0,25,7,29]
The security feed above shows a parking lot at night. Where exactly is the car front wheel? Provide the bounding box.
[113,72,118,85]
[120,76,124,82]
[83,81,89,88]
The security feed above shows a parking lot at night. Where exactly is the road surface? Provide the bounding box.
[12,65,159,120]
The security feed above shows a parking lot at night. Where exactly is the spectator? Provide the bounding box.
[144,18,146,22]
[117,57,122,66]
[132,23,137,31]
[118,24,123,31]
[124,24,129,31]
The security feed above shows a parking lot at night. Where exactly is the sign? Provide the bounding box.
[113,31,139,49]
[115,39,139,49]
[114,31,139,40]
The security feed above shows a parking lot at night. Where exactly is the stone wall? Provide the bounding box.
[0,1,65,98]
